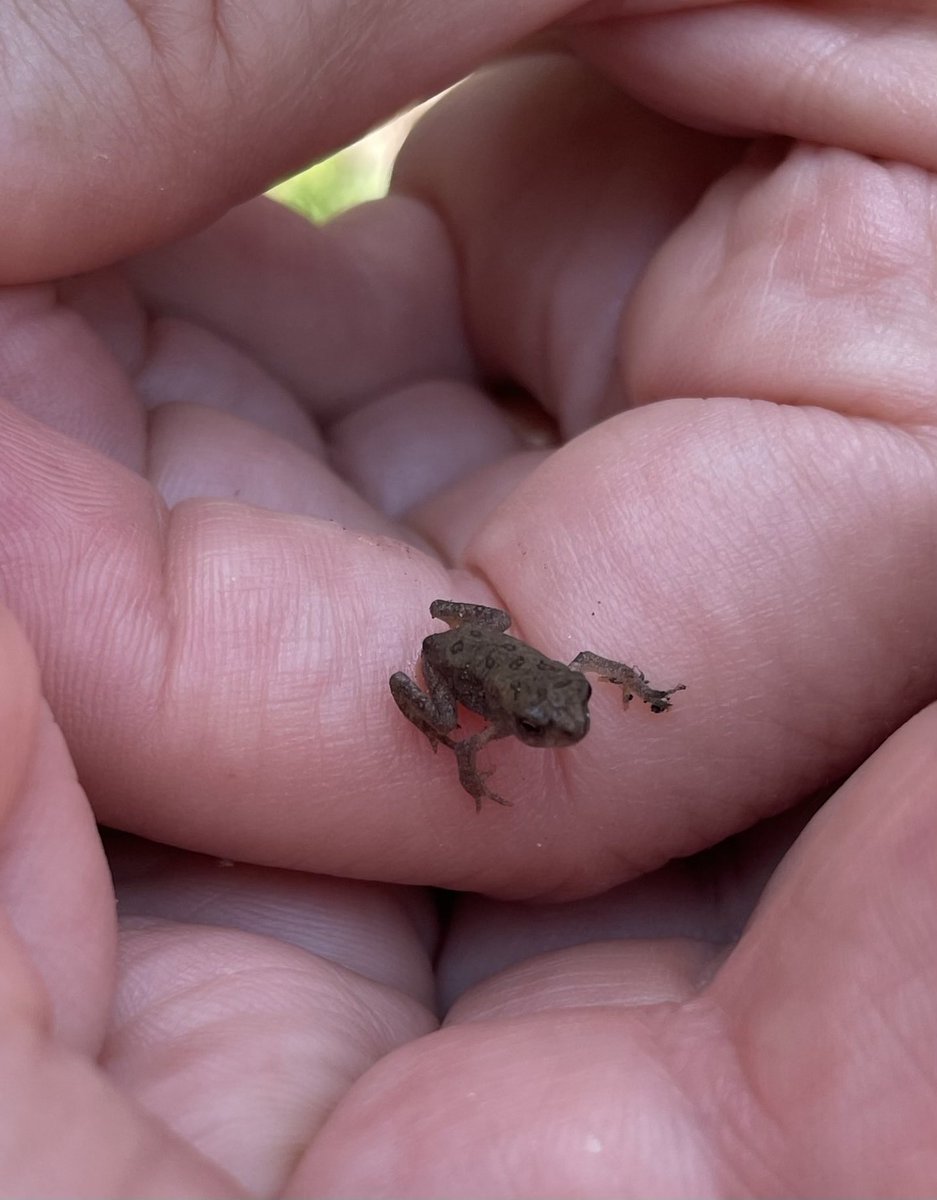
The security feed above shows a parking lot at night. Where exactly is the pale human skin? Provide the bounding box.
[1,2,937,1198]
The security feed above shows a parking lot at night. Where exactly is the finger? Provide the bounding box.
[103,908,437,1195]
[0,0,581,281]
[570,3,937,170]
[623,144,937,425]
[2,389,936,899]
[329,380,522,518]
[0,281,146,469]
[406,449,552,563]
[106,837,438,1006]
[147,401,401,535]
[134,315,324,454]
[102,841,438,1193]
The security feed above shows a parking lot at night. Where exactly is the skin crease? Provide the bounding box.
[0,2,936,1198]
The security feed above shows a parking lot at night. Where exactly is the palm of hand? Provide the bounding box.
[1,18,936,1200]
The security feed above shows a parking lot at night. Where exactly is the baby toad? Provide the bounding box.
[390,599,684,809]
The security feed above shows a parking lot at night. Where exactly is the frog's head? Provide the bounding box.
[508,670,592,748]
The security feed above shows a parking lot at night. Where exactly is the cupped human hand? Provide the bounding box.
[1,0,937,1195]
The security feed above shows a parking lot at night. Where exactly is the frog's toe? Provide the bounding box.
[645,682,686,713]
[474,770,512,810]
[459,769,512,810]
[471,787,512,811]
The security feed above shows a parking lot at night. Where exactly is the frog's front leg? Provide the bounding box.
[430,598,512,633]
[389,652,459,752]
[453,726,512,811]
[570,651,686,713]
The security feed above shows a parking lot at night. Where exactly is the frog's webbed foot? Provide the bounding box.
[569,652,685,713]
[454,736,511,811]
[390,671,458,752]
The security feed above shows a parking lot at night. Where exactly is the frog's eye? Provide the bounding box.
[517,717,551,744]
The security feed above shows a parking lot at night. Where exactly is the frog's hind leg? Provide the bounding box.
[389,669,458,752]
[570,651,686,713]
[390,670,510,809]
[453,727,512,811]
[430,599,512,633]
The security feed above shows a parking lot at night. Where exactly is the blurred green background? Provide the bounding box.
[268,107,422,222]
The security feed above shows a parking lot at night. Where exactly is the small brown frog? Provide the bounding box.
[390,599,684,809]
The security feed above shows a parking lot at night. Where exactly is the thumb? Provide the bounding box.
[707,701,937,1194]
[0,605,240,1196]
